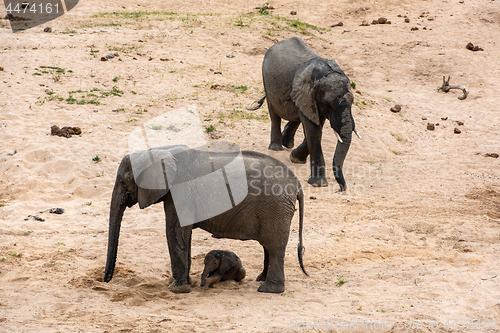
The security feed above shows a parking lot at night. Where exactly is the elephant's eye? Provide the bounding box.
[120,180,125,186]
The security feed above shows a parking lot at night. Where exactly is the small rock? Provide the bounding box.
[466,42,484,51]
[0,67,3,71]
[404,18,410,23]
[454,128,461,134]
[331,22,343,27]
[49,208,64,214]
[100,57,107,61]
[378,17,388,24]
[361,21,370,26]
[390,104,401,113]
[309,196,317,200]
[411,27,419,31]
[51,125,82,138]
[105,53,115,59]
[421,116,427,120]
[456,121,464,126]
[290,11,297,15]
[43,27,52,33]
[371,19,379,25]
[484,153,499,158]
[226,54,235,58]
[93,109,99,113]
[27,215,45,221]
[427,123,435,130]
[107,125,113,129]
[441,117,448,120]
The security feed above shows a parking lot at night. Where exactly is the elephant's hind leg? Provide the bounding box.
[268,105,284,151]
[290,138,309,164]
[257,249,286,293]
[256,248,269,281]
[282,121,301,149]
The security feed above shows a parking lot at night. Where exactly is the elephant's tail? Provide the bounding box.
[246,95,266,111]
[297,186,308,276]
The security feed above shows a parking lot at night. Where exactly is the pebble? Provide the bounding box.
[49,208,64,214]
[390,104,401,113]
[108,125,113,129]
[454,128,461,134]
[427,123,435,130]
[43,27,52,33]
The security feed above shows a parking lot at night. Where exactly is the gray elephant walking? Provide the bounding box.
[249,37,359,190]
[104,145,307,294]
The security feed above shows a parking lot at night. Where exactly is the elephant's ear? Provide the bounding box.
[135,151,177,209]
[218,256,233,275]
[291,62,321,126]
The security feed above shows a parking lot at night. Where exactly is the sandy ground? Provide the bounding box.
[1,0,500,332]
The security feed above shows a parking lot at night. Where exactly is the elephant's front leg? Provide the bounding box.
[300,116,328,187]
[164,201,192,293]
[201,274,223,289]
[268,106,284,151]
[282,121,301,149]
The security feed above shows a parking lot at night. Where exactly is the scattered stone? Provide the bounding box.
[0,67,3,71]
[466,42,483,51]
[226,54,235,58]
[456,121,464,126]
[27,215,45,221]
[427,123,435,130]
[485,153,499,158]
[309,196,317,200]
[93,109,99,113]
[454,127,461,134]
[390,104,401,113]
[421,116,427,120]
[371,19,379,24]
[361,21,370,26]
[378,17,389,24]
[411,27,419,31]
[160,58,173,61]
[43,27,52,33]
[107,125,113,130]
[100,57,107,61]
[441,117,448,120]
[49,208,64,214]
[331,22,343,28]
[51,125,82,138]
[105,53,115,59]
[405,17,410,23]
[290,11,297,15]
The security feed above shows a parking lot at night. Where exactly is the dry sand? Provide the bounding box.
[1,0,500,332]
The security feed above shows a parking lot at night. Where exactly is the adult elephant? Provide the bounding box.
[249,37,360,190]
[103,145,307,294]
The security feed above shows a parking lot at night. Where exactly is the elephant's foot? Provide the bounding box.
[268,142,284,151]
[282,137,294,149]
[290,155,307,164]
[308,176,328,187]
[168,276,192,285]
[258,280,285,293]
[169,281,191,293]
[256,271,267,282]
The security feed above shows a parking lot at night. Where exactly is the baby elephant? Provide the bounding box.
[200,250,246,289]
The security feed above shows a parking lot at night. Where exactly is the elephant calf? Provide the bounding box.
[201,250,246,289]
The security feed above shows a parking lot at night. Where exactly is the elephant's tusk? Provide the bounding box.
[354,128,361,139]
[334,130,344,143]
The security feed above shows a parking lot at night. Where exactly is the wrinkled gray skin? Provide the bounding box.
[200,250,246,289]
[104,146,307,294]
[249,37,356,190]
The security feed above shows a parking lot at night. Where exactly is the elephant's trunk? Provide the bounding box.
[200,267,211,286]
[103,186,127,282]
[332,121,353,191]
